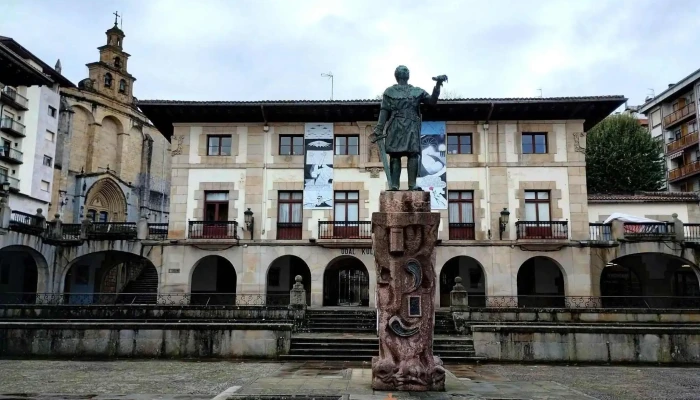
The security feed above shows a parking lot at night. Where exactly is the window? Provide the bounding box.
[43,155,52,167]
[279,135,303,155]
[204,191,229,221]
[447,134,472,154]
[651,109,662,127]
[335,135,359,155]
[46,130,55,142]
[48,106,56,118]
[522,133,547,154]
[119,79,127,94]
[40,180,50,192]
[104,73,113,87]
[0,167,7,181]
[114,57,122,68]
[207,135,232,156]
[448,191,475,240]
[334,191,359,221]
[277,191,303,240]
[524,191,550,221]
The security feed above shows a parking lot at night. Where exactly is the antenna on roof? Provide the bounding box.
[321,72,334,100]
[537,88,543,98]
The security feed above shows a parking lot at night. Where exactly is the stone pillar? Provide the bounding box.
[289,275,306,308]
[137,214,149,240]
[611,219,625,241]
[372,191,445,392]
[0,196,11,230]
[673,213,684,242]
[80,217,92,240]
[34,208,46,235]
[450,277,469,311]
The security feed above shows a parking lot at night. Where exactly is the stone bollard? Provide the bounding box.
[289,275,307,308]
[80,216,92,240]
[450,276,469,311]
[672,213,684,242]
[137,214,149,240]
[49,213,63,239]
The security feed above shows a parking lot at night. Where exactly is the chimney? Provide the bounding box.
[668,83,675,88]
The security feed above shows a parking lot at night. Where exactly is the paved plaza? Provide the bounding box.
[0,360,699,400]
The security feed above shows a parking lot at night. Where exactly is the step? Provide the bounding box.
[279,354,373,361]
[289,349,378,356]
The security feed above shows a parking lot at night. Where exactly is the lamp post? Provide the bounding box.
[499,208,510,240]
[244,208,254,240]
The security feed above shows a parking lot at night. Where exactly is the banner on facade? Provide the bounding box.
[303,123,334,209]
[417,121,447,209]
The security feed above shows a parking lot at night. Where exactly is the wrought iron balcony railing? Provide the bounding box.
[147,223,168,240]
[277,222,303,240]
[588,223,612,241]
[318,221,371,239]
[188,221,238,239]
[623,222,674,239]
[448,222,476,240]
[515,221,568,239]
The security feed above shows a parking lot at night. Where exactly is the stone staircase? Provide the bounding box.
[118,266,158,304]
[282,308,482,363]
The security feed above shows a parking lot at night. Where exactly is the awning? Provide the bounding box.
[668,150,684,159]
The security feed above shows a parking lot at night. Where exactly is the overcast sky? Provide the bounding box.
[3,0,700,107]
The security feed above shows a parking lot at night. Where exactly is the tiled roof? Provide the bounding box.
[139,95,625,105]
[588,192,700,203]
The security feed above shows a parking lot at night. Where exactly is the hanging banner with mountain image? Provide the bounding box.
[303,123,334,209]
[417,121,447,209]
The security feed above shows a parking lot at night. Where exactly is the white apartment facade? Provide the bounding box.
[0,37,74,216]
[139,96,625,308]
[639,68,700,192]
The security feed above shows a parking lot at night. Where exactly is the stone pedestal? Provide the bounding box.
[371,191,445,391]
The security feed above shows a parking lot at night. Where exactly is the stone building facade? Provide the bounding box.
[138,97,626,307]
[49,19,170,223]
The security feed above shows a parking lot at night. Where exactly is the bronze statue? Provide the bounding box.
[371,66,447,190]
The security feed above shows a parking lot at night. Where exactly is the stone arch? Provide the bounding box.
[600,252,700,308]
[517,256,566,307]
[266,255,311,305]
[439,256,487,307]
[61,250,158,304]
[84,178,127,222]
[93,115,122,173]
[68,104,95,173]
[322,255,369,307]
[0,245,50,300]
[189,255,237,305]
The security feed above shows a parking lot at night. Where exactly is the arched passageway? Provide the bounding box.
[190,255,237,305]
[439,256,486,307]
[0,246,45,303]
[517,256,565,307]
[267,255,311,305]
[63,251,158,304]
[601,253,700,308]
[323,256,369,306]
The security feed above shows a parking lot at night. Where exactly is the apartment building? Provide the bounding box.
[639,68,700,192]
[139,96,625,307]
[0,37,74,215]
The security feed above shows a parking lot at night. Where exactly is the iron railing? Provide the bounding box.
[664,101,696,128]
[0,117,25,137]
[1,86,28,109]
[684,223,700,241]
[589,223,612,241]
[448,222,476,240]
[467,295,700,309]
[515,221,568,239]
[9,210,44,234]
[188,221,238,239]
[45,222,82,241]
[0,292,291,306]
[669,159,700,182]
[87,222,138,240]
[623,222,674,239]
[667,130,699,153]
[0,147,22,163]
[318,221,372,239]
[277,222,303,240]
[147,223,168,240]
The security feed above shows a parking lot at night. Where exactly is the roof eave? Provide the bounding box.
[639,68,700,114]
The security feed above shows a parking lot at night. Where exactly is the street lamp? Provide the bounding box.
[499,208,510,240]
[244,208,254,239]
[1,180,10,194]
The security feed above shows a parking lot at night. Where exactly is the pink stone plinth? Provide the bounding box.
[371,191,445,391]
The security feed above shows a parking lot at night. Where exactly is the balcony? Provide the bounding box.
[9,210,44,235]
[515,221,568,240]
[669,160,700,182]
[0,147,22,164]
[623,222,674,240]
[0,86,28,111]
[667,130,698,153]
[147,223,168,240]
[317,221,372,247]
[0,175,20,192]
[0,117,25,138]
[86,222,138,240]
[448,223,475,240]
[664,102,696,129]
[188,221,238,239]
[277,222,302,240]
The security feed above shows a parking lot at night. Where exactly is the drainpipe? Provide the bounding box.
[484,103,494,238]
[260,105,269,239]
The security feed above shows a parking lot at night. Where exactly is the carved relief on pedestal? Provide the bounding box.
[371,191,445,392]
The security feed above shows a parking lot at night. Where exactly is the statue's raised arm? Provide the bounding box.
[422,75,448,106]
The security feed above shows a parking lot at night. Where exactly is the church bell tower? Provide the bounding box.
[84,12,137,104]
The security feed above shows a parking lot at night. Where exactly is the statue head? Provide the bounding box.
[394,65,410,83]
